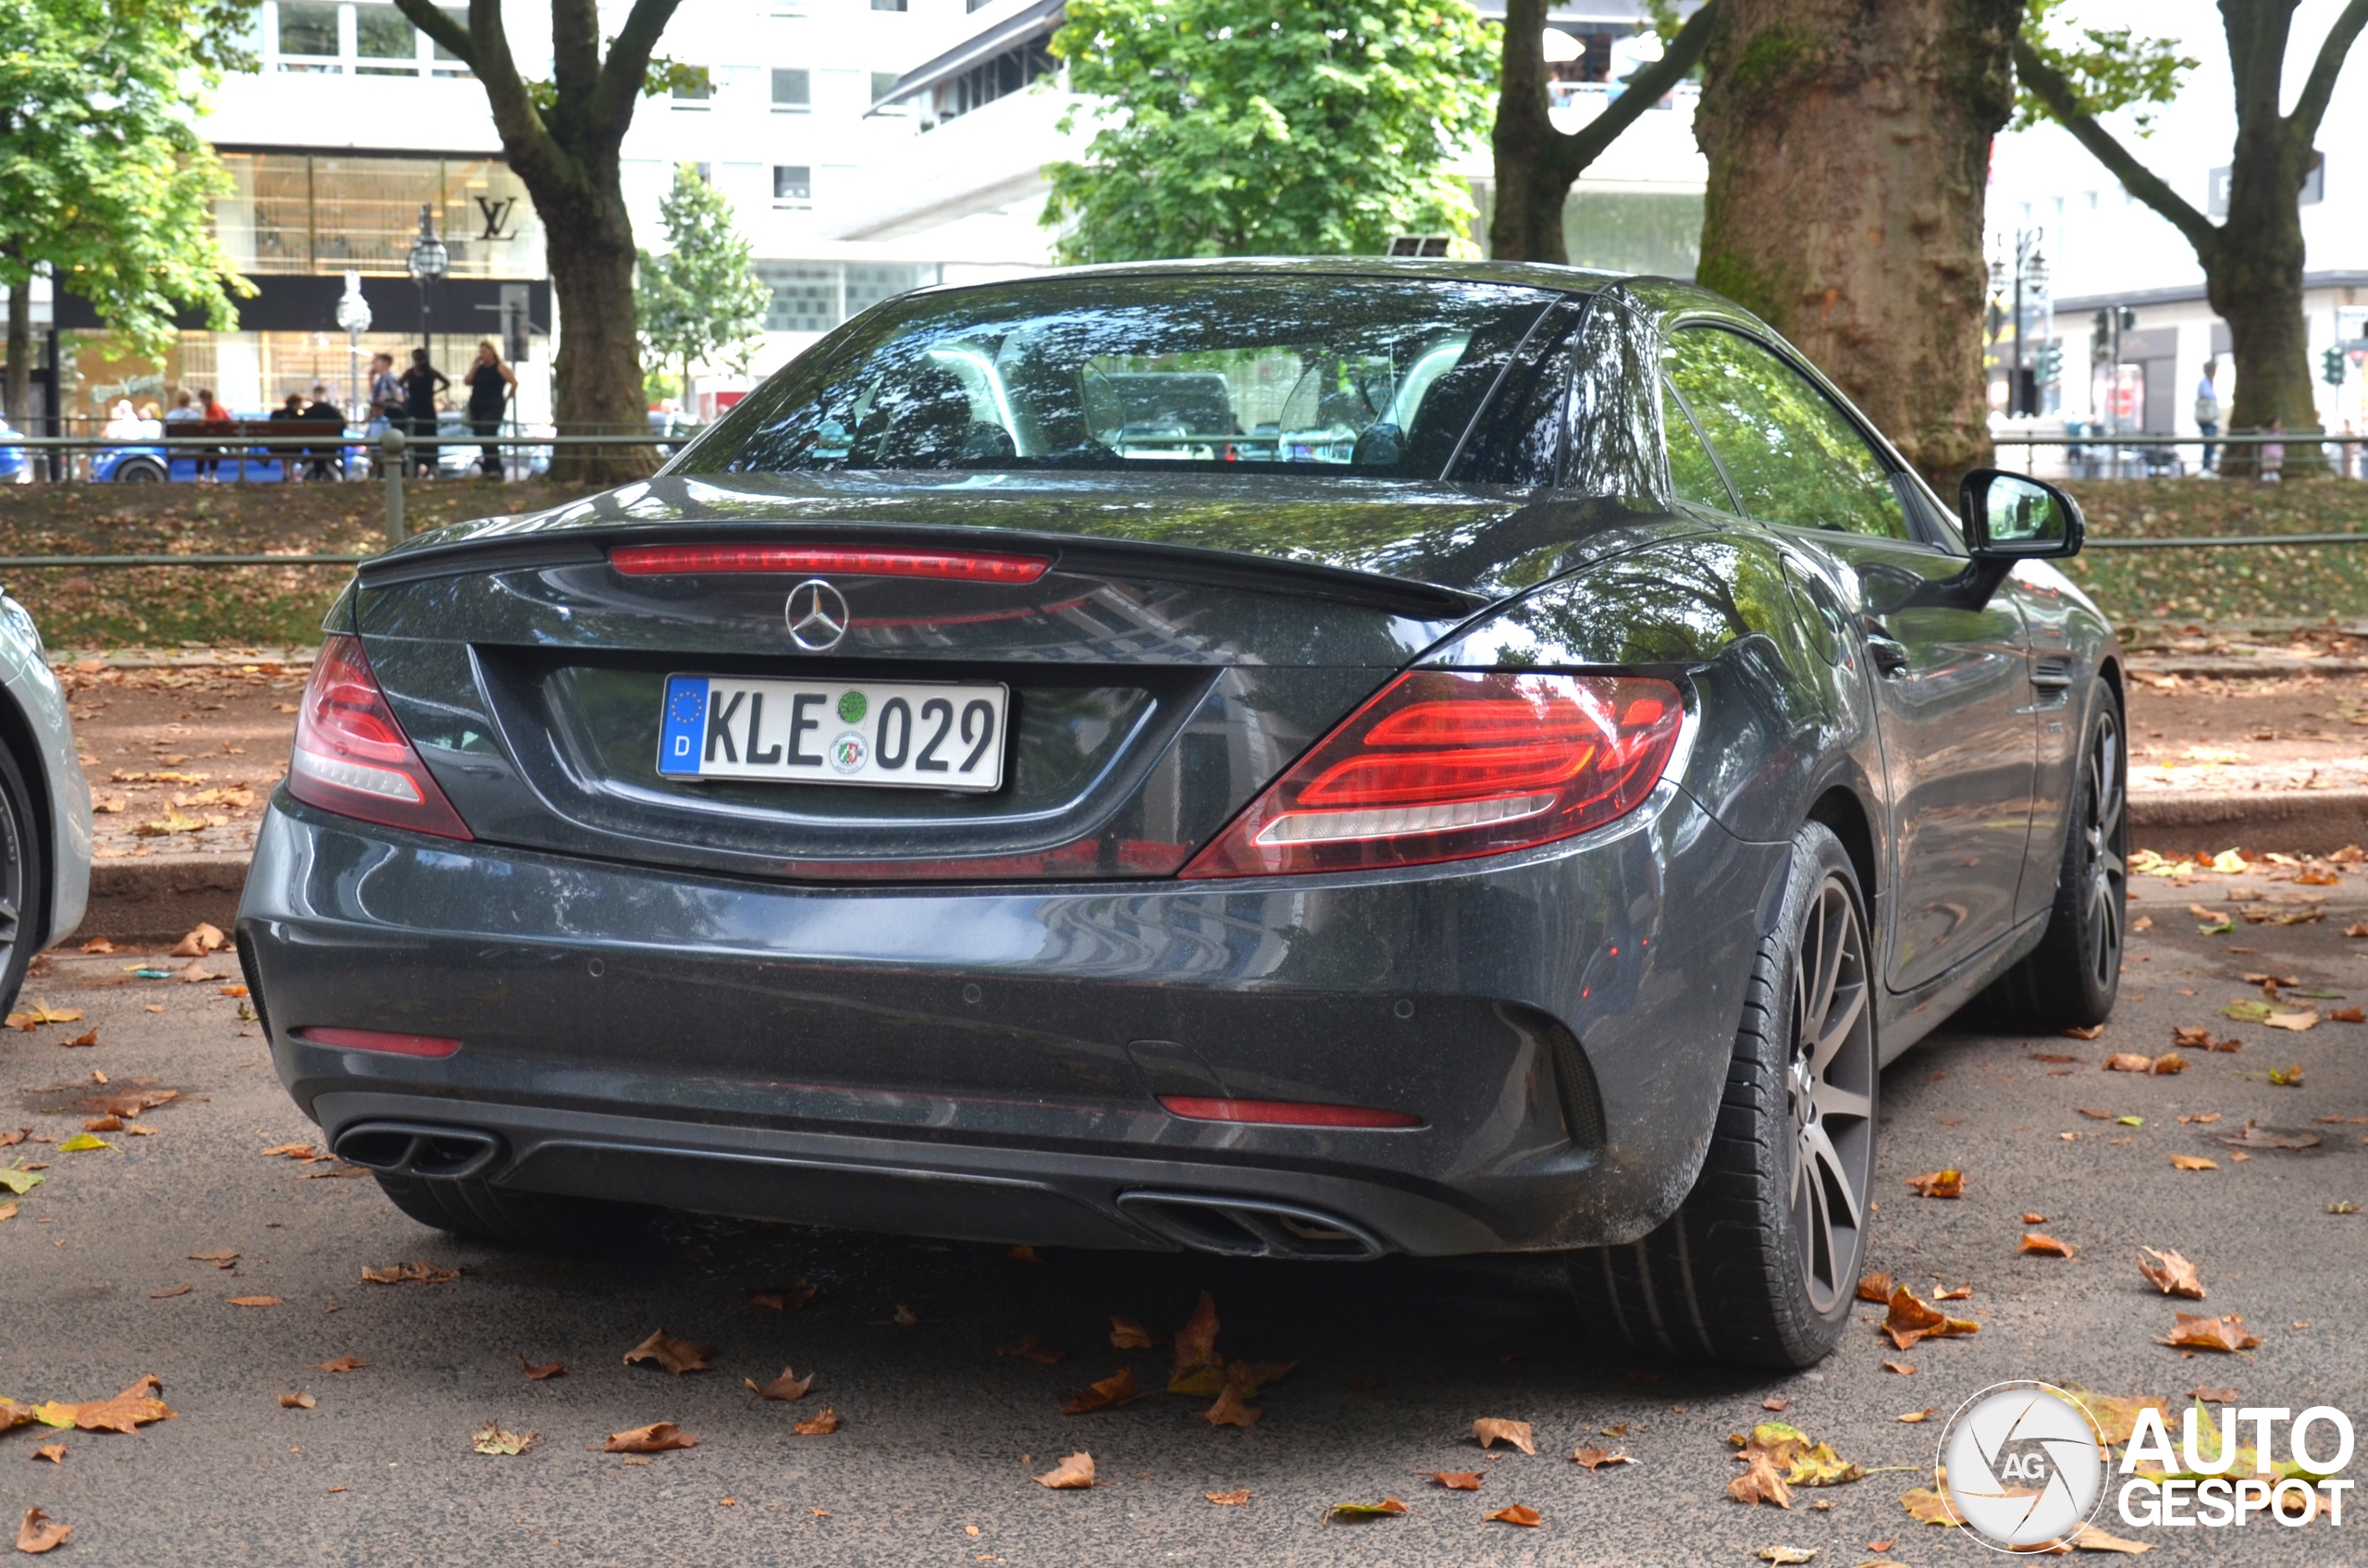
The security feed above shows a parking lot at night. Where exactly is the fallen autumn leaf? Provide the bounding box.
[1058,1368,1140,1415]
[1424,1471,1484,1490]
[471,1422,536,1456]
[1571,1447,1634,1469]
[2157,1313,2261,1352]
[1903,1169,1963,1199]
[1473,1418,1536,1454]
[1034,1451,1094,1489]
[278,1392,314,1409]
[605,1422,697,1453]
[793,1406,841,1436]
[1486,1504,1542,1526]
[745,1367,815,1401]
[622,1329,714,1376]
[2020,1232,2077,1258]
[2138,1248,2205,1300]
[14,1508,70,1554]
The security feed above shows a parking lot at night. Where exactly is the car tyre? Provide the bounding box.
[113,457,167,484]
[1566,821,1877,1367]
[371,1171,651,1251]
[0,743,47,1020]
[1978,688,2126,1030]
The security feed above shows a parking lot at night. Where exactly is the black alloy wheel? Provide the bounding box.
[1980,691,2127,1029]
[1569,821,1877,1366]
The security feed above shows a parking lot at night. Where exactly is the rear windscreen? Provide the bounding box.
[673,275,1561,481]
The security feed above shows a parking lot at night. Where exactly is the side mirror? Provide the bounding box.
[1958,468,2084,561]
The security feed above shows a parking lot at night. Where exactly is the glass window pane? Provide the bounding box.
[1662,378,1734,511]
[870,70,901,102]
[772,166,810,201]
[686,276,1557,479]
[771,68,809,106]
[278,2,340,56]
[1666,327,1907,538]
[355,5,415,59]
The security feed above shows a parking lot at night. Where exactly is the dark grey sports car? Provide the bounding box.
[236,261,2123,1367]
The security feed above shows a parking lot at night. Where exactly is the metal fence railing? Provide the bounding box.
[1987,430,2368,551]
[0,430,679,567]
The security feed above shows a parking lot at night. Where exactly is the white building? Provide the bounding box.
[1982,0,2368,453]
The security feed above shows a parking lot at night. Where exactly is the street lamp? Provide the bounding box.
[1992,228,2048,418]
[334,270,372,423]
[406,203,449,363]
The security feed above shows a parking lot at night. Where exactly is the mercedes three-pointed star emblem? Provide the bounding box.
[784,578,850,651]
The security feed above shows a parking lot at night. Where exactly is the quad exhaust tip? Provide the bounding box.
[332,1121,503,1180]
[1116,1191,1385,1260]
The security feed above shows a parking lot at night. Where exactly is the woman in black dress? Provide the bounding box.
[464,340,518,478]
[401,349,449,476]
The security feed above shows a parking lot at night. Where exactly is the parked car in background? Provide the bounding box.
[238,261,2120,1369]
[0,592,92,1017]
[91,415,355,483]
[0,418,30,484]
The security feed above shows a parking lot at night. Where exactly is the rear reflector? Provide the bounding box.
[285,635,473,841]
[1157,1095,1421,1129]
[1180,671,1684,878]
[609,544,1050,583]
[296,1026,462,1058]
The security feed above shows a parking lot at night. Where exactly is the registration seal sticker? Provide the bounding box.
[830,732,870,774]
[837,690,869,724]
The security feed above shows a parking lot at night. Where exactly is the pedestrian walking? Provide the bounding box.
[400,349,449,476]
[367,352,401,420]
[463,340,517,479]
[2193,362,2221,473]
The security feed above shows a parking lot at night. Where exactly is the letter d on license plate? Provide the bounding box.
[658,674,1008,792]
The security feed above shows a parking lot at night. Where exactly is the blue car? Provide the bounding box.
[0,418,29,483]
[91,419,358,482]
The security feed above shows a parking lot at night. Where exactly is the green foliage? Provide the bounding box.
[635,165,769,389]
[1042,0,1497,263]
[2013,0,2194,134]
[0,0,256,357]
[526,49,706,112]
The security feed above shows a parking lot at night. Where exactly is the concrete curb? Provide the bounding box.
[80,854,249,943]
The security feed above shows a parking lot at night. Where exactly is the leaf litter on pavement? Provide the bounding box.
[1880,1286,1979,1351]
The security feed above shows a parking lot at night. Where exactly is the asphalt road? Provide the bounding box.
[2,866,2362,1567]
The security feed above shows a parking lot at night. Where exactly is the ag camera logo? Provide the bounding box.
[1939,1381,2108,1549]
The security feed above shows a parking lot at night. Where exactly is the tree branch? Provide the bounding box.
[389,0,473,64]
[2014,37,2220,259]
[394,0,570,189]
[2286,0,2368,142]
[590,0,686,140]
[1547,0,1718,183]
[549,0,601,107]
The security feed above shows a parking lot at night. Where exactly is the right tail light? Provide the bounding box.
[1179,671,1684,878]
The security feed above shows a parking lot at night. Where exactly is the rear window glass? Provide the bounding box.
[674,275,1561,481]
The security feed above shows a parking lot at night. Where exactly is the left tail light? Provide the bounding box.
[1179,671,1684,878]
[285,634,473,840]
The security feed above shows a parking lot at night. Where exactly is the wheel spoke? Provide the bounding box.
[1803,1120,1863,1233]
[1812,982,1866,1073]
[1813,1079,1871,1124]
[1808,892,1846,1032]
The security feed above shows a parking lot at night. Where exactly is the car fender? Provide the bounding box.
[0,596,92,944]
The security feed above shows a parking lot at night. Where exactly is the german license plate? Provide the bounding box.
[658,674,1009,791]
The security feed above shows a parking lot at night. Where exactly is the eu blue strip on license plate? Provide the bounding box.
[658,673,1008,792]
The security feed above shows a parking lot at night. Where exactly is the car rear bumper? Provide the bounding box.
[237,788,1784,1256]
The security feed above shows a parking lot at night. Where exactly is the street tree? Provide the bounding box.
[1688,0,2025,490]
[0,0,252,428]
[635,164,771,414]
[2016,0,2368,475]
[1042,0,1497,261]
[1488,0,1720,263]
[390,0,709,467]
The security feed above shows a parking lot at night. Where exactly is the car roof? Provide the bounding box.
[907,254,1635,299]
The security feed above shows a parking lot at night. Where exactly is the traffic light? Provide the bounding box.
[2036,343,2063,385]
[2326,345,2349,387]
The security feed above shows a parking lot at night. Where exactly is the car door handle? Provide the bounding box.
[1864,629,1910,678]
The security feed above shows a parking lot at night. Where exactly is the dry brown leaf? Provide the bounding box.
[145,1285,189,1300]
[2020,1232,2077,1257]
[1904,1169,1963,1199]
[518,1355,564,1380]
[1204,1489,1250,1506]
[278,1391,315,1409]
[1933,1282,1973,1301]
[228,1296,282,1307]
[745,1366,814,1401]
[1109,1315,1165,1350]
[46,1376,175,1433]
[1571,1447,1634,1469]
[1881,1286,1979,1351]
[793,1406,841,1436]
[622,1329,714,1376]
[1202,1383,1261,1427]
[2104,1053,2155,1073]
[2169,1154,2219,1171]
[2022,1213,2050,1224]
[61,1031,97,1049]
[1034,1451,1094,1488]
[187,1250,238,1267]
[1424,1470,1485,1490]
[318,1357,366,1375]
[1485,1504,1542,1526]
[79,937,114,954]
[359,1261,459,1285]
[1729,1449,1794,1508]
[1006,1244,1042,1264]
[892,1304,919,1326]
[2263,1010,2317,1032]
[2064,1024,2106,1040]
[169,923,225,957]
[746,1281,816,1311]
[1855,1272,1892,1303]
[2137,1248,2205,1300]
[1900,1484,1959,1525]
[2157,1312,2260,1352]
[31,1444,63,1463]
[1172,1291,1221,1379]
[2077,1107,2115,1119]
[2330,1006,2366,1023]
[1756,1550,1816,1565]
[1059,1368,1140,1415]
[1473,1417,1536,1454]
[1328,1497,1407,1521]
[15,1508,70,1554]
[2066,1521,2156,1553]
[2189,1385,2238,1402]
[1896,1409,1934,1424]
[470,1422,536,1456]
[604,1422,697,1453]
[1763,1398,1792,1412]
[996,1336,1067,1365]
[1881,1360,1917,1376]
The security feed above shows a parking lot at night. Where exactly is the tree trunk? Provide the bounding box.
[1694,0,2019,492]
[4,277,31,433]
[2207,84,2324,476]
[536,173,653,478]
[1489,0,1571,264]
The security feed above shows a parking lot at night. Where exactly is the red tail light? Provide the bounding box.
[285,635,473,840]
[1158,1095,1421,1129]
[609,544,1050,583]
[296,1026,462,1058]
[1179,671,1684,878]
